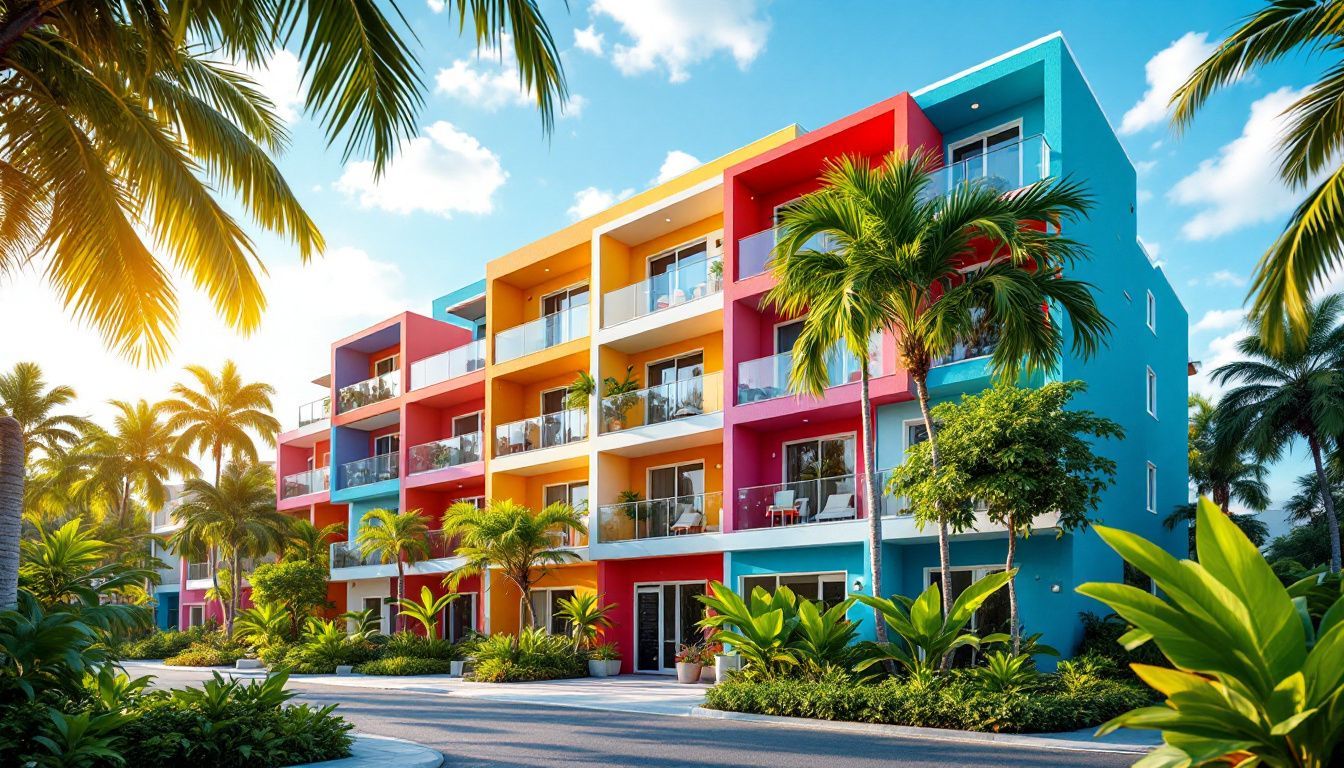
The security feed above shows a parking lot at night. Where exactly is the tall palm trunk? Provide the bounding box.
[228,550,242,636]
[858,365,888,645]
[395,556,406,634]
[208,546,225,628]
[518,575,536,632]
[0,416,24,610]
[1005,520,1019,654]
[912,375,952,616]
[1308,434,1342,573]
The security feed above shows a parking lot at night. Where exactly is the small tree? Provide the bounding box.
[355,509,429,634]
[396,586,458,638]
[891,382,1121,654]
[249,560,331,638]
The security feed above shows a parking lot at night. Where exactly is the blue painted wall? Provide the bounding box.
[155,591,179,630]
[726,543,878,639]
[432,280,486,337]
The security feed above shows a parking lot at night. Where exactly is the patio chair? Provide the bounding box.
[670,508,704,535]
[813,493,856,522]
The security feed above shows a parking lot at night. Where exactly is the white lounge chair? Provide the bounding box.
[813,493,856,522]
[670,509,704,535]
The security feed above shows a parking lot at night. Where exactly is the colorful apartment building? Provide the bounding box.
[157,33,1188,674]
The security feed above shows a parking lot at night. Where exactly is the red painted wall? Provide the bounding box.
[597,554,723,674]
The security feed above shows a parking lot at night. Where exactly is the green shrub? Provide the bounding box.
[354,656,454,675]
[256,640,298,668]
[469,628,586,683]
[380,631,460,661]
[163,641,247,667]
[117,625,222,660]
[1075,611,1167,670]
[273,619,377,674]
[704,671,1153,734]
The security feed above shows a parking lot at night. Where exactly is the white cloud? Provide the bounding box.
[654,150,701,184]
[335,121,506,217]
[1134,159,1157,175]
[563,93,589,119]
[1170,86,1313,240]
[1138,236,1160,261]
[1120,31,1217,135]
[1191,308,1246,333]
[0,246,421,463]
[426,0,446,12]
[229,49,305,124]
[1191,328,1251,397]
[574,25,604,55]
[435,35,534,110]
[1137,189,1154,204]
[591,0,770,83]
[1210,270,1248,287]
[567,186,633,221]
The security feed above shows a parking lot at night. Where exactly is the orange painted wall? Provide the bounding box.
[622,214,723,283]
[488,562,597,636]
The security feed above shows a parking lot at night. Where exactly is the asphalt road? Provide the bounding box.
[146,667,1139,768]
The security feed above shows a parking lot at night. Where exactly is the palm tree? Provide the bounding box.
[79,400,198,525]
[169,462,288,633]
[0,362,93,461]
[0,415,21,610]
[161,361,279,483]
[284,519,346,567]
[1213,294,1344,572]
[355,509,430,634]
[1187,395,1273,514]
[441,499,587,632]
[769,149,1109,623]
[1170,0,1344,351]
[0,1,568,365]
[1284,454,1344,525]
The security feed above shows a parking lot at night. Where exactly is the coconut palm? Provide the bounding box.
[283,519,346,567]
[78,400,198,524]
[0,415,22,610]
[1213,294,1344,572]
[355,509,430,634]
[161,361,279,483]
[1187,394,1273,514]
[0,362,93,461]
[441,499,587,632]
[1170,0,1344,351]
[1284,454,1344,525]
[0,1,568,365]
[769,148,1109,622]
[169,462,288,633]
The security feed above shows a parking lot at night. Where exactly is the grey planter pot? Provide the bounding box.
[605,659,622,676]
[675,662,701,684]
[450,660,466,677]
[588,659,609,678]
[714,653,742,682]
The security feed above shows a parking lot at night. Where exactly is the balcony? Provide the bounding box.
[736,342,879,405]
[410,340,485,390]
[425,530,456,560]
[922,133,1051,200]
[734,470,900,531]
[330,541,377,570]
[281,466,330,499]
[734,135,1052,281]
[598,491,723,542]
[495,305,589,364]
[494,409,587,456]
[600,372,723,433]
[602,257,723,328]
[337,371,400,413]
[186,562,211,581]
[340,451,399,488]
[933,311,999,367]
[298,397,330,427]
[408,432,483,474]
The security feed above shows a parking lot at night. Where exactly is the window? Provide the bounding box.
[544,482,588,513]
[362,597,384,633]
[948,123,1024,191]
[1146,367,1157,418]
[529,588,576,636]
[441,593,477,642]
[1145,291,1157,333]
[373,433,399,456]
[187,605,205,628]
[373,354,399,376]
[925,566,1010,665]
[1146,462,1157,514]
[452,412,481,436]
[741,572,846,610]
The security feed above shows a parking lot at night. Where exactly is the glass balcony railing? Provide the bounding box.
[187,562,211,581]
[410,340,485,390]
[734,470,901,532]
[495,304,589,364]
[599,372,723,433]
[340,451,399,488]
[281,466,330,499]
[337,371,399,413]
[922,134,1051,200]
[602,257,723,327]
[736,339,881,405]
[546,519,588,549]
[330,542,377,570]
[408,432,483,474]
[298,397,330,427]
[598,491,723,542]
[425,530,457,560]
[933,310,1000,367]
[737,230,834,280]
[494,408,588,456]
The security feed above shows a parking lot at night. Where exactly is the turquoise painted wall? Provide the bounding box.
[726,543,879,639]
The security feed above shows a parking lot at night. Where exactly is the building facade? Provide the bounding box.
[168,34,1189,672]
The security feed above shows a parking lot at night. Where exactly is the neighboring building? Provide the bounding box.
[264,33,1188,669]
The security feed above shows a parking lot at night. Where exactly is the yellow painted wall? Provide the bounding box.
[621,214,724,285]
[488,562,597,635]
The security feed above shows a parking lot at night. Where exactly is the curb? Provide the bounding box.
[688,707,1152,755]
[292,734,443,768]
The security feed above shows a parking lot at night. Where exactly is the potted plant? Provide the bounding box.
[713,646,742,682]
[675,642,704,684]
[699,641,721,682]
[601,366,641,431]
[566,370,596,412]
[616,489,649,539]
[588,642,622,677]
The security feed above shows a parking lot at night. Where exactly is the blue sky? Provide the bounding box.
[2,0,1328,509]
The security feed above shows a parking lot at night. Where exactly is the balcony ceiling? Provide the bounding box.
[603,183,722,247]
[337,322,399,353]
[917,62,1044,134]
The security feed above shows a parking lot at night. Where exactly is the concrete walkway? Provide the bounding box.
[292,734,442,768]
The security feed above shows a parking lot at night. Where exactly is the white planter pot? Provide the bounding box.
[588,659,609,678]
[714,654,742,682]
[699,665,715,682]
[335,665,354,676]
[450,660,466,677]
[675,662,702,684]
[605,659,622,676]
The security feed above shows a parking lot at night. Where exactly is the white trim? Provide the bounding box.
[528,586,578,636]
[631,579,709,675]
[1146,366,1158,418]
[645,460,706,502]
[1145,290,1157,335]
[902,418,931,453]
[644,236,711,278]
[772,318,803,354]
[945,118,1024,163]
[738,571,848,602]
[372,353,399,376]
[1146,462,1158,515]
[372,433,399,456]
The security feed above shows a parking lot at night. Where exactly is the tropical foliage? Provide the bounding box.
[0,362,92,461]
[162,361,279,481]
[697,581,860,681]
[355,508,430,633]
[395,586,458,638]
[248,559,332,639]
[470,627,587,683]
[554,592,614,651]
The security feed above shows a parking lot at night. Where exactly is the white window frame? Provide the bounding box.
[920,564,1006,634]
[529,587,577,636]
[451,410,484,437]
[373,354,399,377]
[1146,366,1158,418]
[645,236,710,279]
[1146,462,1158,514]
[373,433,399,457]
[780,431,858,483]
[946,119,1026,169]
[738,571,847,602]
[1146,290,1157,334]
[631,579,712,674]
[186,604,205,628]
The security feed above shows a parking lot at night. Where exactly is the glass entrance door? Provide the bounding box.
[634,583,707,673]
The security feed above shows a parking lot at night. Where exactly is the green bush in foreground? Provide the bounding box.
[704,669,1152,734]
[380,631,460,661]
[354,656,454,676]
[469,627,586,683]
[163,641,248,667]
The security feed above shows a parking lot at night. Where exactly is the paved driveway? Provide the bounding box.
[142,666,1142,768]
